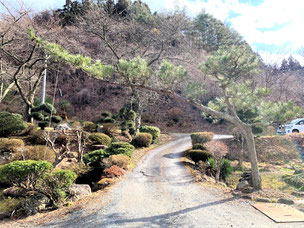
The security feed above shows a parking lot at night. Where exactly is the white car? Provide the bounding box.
[284,118,304,134]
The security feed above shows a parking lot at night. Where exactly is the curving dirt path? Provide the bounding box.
[34,134,303,228]
[6,134,303,228]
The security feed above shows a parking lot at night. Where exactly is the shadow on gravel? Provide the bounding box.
[163,151,184,159]
[42,197,237,227]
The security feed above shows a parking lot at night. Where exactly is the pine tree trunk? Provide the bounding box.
[242,124,262,190]
[238,135,244,168]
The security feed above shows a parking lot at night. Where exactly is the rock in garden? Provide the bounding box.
[3,187,27,198]
[69,184,91,200]
[256,198,271,203]
[291,191,304,197]
[239,172,253,187]
[97,178,114,188]
[236,180,249,191]
[55,123,71,130]
[23,193,51,216]
[241,186,254,194]
[278,198,294,205]
[0,212,10,220]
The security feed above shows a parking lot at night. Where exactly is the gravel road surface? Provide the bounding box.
[41,134,303,228]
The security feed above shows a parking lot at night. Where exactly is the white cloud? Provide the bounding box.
[144,0,304,62]
[259,52,304,66]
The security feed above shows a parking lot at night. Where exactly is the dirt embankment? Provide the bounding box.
[225,134,303,164]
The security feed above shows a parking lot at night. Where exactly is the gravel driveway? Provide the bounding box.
[40,134,302,228]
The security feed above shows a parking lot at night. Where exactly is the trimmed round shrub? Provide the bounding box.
[186,149,212,163]
[109,154,130,169]
[31,112,44,121]
[37,169,77,205]
[38,121,48,130]
[0,138,24,153]
[126,121,135,129]
[107,142,135,158]
[0,160,52,189]
[89,133,111,146]
[132,133,152,147]
[190,132,214,145]
[13,145,56,164]
[82,121,96,132]
[192,143,207,150]
[26,129,46,145]
[0,112,28,137]
[252,125,264,135]
[101,112,112,118]
[83,149,109,166]
[103,118,115,123]
[51,115,62,124]
[140,125,160,142]
[32,103,56,114]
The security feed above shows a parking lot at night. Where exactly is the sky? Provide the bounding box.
[1,0,304,66]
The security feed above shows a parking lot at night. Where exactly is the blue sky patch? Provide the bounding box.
[228,10,242,19]
[257,22,291,32]
[238,0,264,7]
[252,42,296,54]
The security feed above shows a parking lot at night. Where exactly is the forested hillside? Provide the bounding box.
[1,0,303,132]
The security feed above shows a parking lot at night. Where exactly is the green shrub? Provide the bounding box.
[101,112,112,118]
[38,169,77,205]
[190,132,214,145]
[107,142,135,158]
[83,149,109,166]
[0,160,52,189]
[31,112,44,121]
[207,157,233,181]
[132,133,152,147]
[282,173,304,191]
[82,121,96,132]
[186,149,212,163]
[0,112,28,137]
[192,143,207,150]
[109,154,130,169]
[0,197,24,214]
[140,125,160,142]
[103,118,115,123]
[38,121,48,130]
[220,159,233,180]
[51,115,62,123]
[32,103,56,114]
[252,125,264,135]
[88,133,111,146]
[0,138,24,153]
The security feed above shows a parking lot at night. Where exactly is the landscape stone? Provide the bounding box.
[0,212,10,220]
[70,184,91,200]
[256,198,271,203]
[3,187,27,198]
[23,193,51,216]
[278,198,294,205]
[54,123,71,130]
[236,180,249,191]
[291,191,304,197]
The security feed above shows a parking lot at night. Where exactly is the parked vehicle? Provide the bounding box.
[276,125,284,135]
[284,118,304,134]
